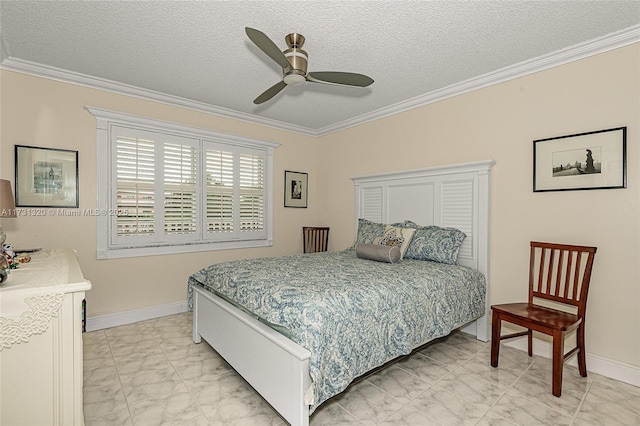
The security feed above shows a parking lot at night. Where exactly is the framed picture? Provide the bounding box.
[533,127,626,192]
[284,170,307,208]
[15,145,79,207]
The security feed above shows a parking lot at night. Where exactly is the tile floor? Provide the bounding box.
[83,312,640,425]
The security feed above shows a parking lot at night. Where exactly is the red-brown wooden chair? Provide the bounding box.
[303,227,329,253]
[490,241,597,397]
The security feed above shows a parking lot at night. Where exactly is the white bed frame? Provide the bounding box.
[192,160,495,426]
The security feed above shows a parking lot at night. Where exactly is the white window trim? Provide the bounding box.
[86,107,279,259]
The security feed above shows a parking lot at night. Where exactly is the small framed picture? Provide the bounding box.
[533,127,626,192]
[15,145,79,207]
[284,170,307,208]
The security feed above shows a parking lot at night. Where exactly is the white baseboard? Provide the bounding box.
[504,338,640,388]
[85,301,189,332]
[88,302,640,389]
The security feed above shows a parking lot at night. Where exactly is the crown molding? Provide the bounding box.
[1,25,638,138]
[316,25,640,136]
[0,56,317,137]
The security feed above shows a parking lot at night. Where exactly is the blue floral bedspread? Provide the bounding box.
[187,248,485,411]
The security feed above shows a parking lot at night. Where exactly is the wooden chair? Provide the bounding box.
[490,241,597,397]
[303,227,329,253]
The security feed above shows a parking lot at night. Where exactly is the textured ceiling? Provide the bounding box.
[1,1,639,135]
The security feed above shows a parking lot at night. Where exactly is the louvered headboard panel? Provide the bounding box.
[441,179,475,261]
[361,187,384,224]
[352,160,495,341]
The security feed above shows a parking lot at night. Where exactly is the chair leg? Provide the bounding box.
[577,324,587,377]
[552,330,565,397]
[527,329,533,356]
[490,312,501,368]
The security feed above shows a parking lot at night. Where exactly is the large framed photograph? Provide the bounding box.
[15,145,79,207]
[533,127,626,192]
[284,170,307,208]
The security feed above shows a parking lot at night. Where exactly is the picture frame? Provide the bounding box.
[15,145,79,207]
[284,170,307,208]
[533,127,626,192]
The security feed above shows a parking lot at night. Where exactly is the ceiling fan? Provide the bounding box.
[245,27,374,104]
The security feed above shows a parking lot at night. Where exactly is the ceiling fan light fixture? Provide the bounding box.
[283,73,306,86]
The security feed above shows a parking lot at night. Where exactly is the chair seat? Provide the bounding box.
[492,303,580,331]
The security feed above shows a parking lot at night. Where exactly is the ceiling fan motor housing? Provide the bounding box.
[283,33,308,86]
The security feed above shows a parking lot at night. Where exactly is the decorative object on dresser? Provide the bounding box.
[0,180,17,285]
[490,241,597,397]
[15,145,79,208]
[0,257,8,285]
[1,243,19,273]
[533,126,626,192]
[0,179,17,246]
[303,226,329,253]
[0,248,91,425]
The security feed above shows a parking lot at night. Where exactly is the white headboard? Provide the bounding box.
[352,160,495,341]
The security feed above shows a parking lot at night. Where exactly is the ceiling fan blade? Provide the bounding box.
[245,27,290,69]
[253,81,287,104]
[307,71,374,87]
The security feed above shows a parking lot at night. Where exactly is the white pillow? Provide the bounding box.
[373,225,415,258]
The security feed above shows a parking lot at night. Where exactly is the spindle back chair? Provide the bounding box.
[490,241,597,397]
[303,227,330,253]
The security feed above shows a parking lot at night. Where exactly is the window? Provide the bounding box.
[87,107,279,259]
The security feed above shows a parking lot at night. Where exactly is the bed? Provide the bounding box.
[190,160,495,426]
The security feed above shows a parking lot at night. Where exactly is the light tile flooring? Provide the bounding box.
[83,312,640,425]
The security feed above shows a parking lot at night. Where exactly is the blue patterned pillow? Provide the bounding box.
[403,220,466,264]
[355,219,405,246]
[355,219,386,245]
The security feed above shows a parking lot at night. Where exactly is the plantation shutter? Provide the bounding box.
[205,147,234,235]
[163,138,198,238]
[239,153,264,232]
[113,129,156,244]
[203,142,267,241]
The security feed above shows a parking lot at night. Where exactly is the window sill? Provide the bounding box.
[97,239,273,259]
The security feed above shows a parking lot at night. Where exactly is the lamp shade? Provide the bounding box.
[0,179,17,218]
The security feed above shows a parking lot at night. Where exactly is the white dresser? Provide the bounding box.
[0,249,91,425]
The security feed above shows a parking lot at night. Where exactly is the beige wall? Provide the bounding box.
[0,70,319,316]
[1,43,638,369]
[317,44,640,367]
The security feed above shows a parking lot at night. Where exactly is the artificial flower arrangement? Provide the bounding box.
[1,243,19,269]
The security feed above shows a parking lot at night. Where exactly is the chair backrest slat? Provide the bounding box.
[303,227,330,253]
[572,251,583,301]
[537,246,547,294]
[562,249,574,299]
[553,249,564,298]
[529,241,597,316]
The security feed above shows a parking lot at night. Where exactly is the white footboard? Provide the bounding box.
[192,285,312,426]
